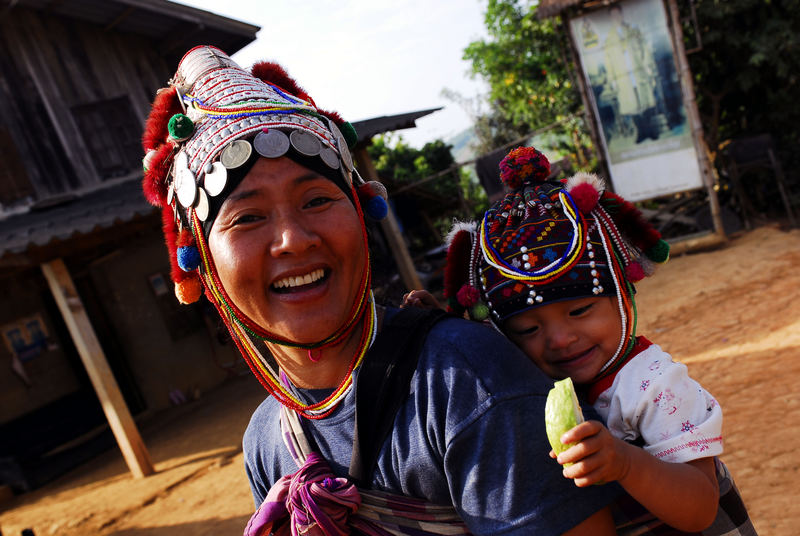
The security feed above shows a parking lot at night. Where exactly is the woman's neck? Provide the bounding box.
[267,304,384,389]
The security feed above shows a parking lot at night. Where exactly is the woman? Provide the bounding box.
[141,45,618,535]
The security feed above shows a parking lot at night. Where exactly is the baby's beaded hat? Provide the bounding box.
[444,146,670,374]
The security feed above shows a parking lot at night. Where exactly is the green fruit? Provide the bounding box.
[545,377,585,462]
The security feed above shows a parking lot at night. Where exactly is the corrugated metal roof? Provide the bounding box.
[0,179,156,260]
[351,108,442,147]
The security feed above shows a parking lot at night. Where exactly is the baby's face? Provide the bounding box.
[504,297,622,385]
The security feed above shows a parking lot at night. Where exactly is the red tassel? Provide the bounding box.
[600,191,662,252]
[251,62,314,105]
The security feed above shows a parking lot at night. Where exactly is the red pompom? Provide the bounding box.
[498,146,551,189]
[456,285,480,308]
[570,182,600,214]
[251,61,314,105]
[625,261,646,283]
[142,143,174,207]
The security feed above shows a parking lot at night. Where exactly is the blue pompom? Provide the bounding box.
[365,196,388,220]
[177,245,201,272]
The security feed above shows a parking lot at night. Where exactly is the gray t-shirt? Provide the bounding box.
[243,309,618,535]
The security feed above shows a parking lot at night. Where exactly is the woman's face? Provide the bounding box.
[208,156,366,344]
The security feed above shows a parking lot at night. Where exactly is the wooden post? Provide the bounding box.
[41,258,154,479]
[353,147,423,291]
[666,0,726,241]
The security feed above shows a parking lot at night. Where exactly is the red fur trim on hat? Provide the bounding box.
[177,228,195,248]
[444,230,473,300]
[142,87,181,152]
[251,62,314,104]
[600,191,662,251]
[317,107,344,125]
[142,143,174,207]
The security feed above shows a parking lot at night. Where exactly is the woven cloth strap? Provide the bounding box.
[242,403,471,536]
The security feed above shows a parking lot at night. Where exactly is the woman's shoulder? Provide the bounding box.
[382,307,554,397]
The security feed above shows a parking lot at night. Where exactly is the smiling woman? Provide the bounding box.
[140,45,619,535]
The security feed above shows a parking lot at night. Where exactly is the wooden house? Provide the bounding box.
[0,0,258,492]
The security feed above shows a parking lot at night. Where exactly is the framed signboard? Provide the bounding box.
[570,0,703,201]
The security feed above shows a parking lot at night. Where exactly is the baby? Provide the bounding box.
[405,147,755,535]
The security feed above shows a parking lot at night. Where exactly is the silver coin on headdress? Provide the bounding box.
[319,146,340,169]
[327,119,353,172]
[195,187,210,221]
[173,151,197,208]
[220,139,253,169]
[289,130,321,157]
[254,129,290,158]
[203,161,228,197]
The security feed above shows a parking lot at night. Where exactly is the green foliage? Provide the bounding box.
[366,135,487,251]
[682,0,800,169]
[461,0,596,170]
[464,0,580,128]
[367,135,458,197]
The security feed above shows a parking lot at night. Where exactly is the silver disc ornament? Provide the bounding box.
[195,187,210,221]
[203,161,228,197]
[254,129,290,158]
[220,139,253,169]
[289,130,321,157]
[173,152,197,208]
[328,119,353,172]
[319,146,340,169]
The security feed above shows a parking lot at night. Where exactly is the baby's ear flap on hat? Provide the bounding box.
[599,190,670,264]
[443,222,477,317]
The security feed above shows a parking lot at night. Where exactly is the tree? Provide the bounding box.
[681,0,800,166]
[462,0,595,167]
[367,135,487,251]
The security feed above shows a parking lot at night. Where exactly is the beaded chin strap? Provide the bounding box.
[192,198,376,419]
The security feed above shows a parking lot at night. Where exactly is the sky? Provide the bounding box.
[173,0,490,150]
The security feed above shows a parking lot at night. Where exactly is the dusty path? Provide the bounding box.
[1,225,798,535]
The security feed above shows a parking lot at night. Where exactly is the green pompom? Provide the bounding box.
[646,239,670,264]
[168,113,194,141]
[341,121,358,148]
[470,303,489,321]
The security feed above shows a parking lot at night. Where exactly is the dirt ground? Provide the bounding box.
[1,224,798,536]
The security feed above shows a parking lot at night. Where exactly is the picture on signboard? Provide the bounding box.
[571,0,703,201]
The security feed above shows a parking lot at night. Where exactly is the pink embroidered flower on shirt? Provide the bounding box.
[640,380,650,391]
[681,421,695,433]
